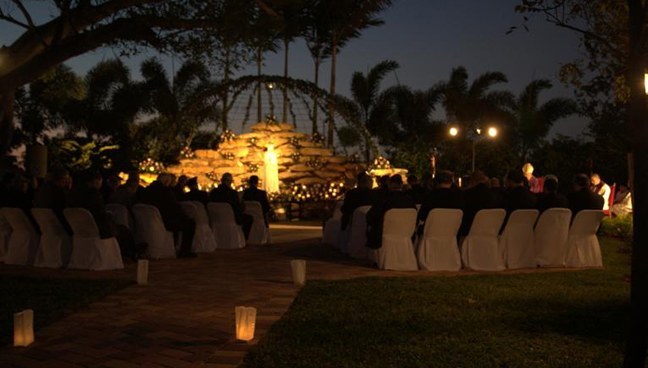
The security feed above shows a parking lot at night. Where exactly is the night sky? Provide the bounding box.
[0,0,587,136]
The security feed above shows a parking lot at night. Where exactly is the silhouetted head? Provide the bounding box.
[186,177,199,189]
[249,175,259,188]
[157,173,174,187]
[379,174,390,189]
[435,170,454,188]
[357,172,372,189]
[544,176,558,193]
[506,170,525,188]
[388,174,403,191]
[573,173,590,190]
[407,174,418,186]
[221,173,233,187]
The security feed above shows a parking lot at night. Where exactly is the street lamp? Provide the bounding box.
[448,125,498,173]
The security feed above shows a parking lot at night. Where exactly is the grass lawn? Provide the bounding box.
[0,275,131,346]
[244,237,632,368]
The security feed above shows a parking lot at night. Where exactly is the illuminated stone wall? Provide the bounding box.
[166,122,365,189]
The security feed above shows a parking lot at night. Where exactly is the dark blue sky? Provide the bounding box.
[1,0,586,136]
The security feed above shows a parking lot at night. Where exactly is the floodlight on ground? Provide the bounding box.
[449,127,459,137]
[644,73,648,95]
[487,127,498,138]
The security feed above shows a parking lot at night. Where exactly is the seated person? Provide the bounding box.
[242,175,271,224]
[138,173,196,258]
[503,170,538,214]
[569,173,604,216]
[370,174,390,205]
[340,172,373,231]
[108,177,139,208]
[537,175,569,213]
[590,173,611,211]
[185,177,209,204]
[611,184,632,217]
[209,173,253,239]
[67,170,143,260]
[404,174,426,204]
[0,172,33,212]
[417,170,464,234]
[173,175,188,201]
[33,168,72,233]
[366,175,416,249]
[459,170,502,236]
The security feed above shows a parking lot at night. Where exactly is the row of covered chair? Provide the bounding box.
[0,207,123,270]
[325,205,604,272]
[0,200,269,270]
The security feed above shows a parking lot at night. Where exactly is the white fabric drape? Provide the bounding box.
[31,208,71,268]
[207,203,246,249]
[2,208,39,266]
[346,205,371,259]
[63,208,123,270]
[565,210,604,267]
[461,209,506,271]
[244,201,270,245]
[132,204,176,259]
[500,209,539,269]
[417,209,463,271]
[179,201,218,252]
[376,208,418,271]
[534,208,572,267]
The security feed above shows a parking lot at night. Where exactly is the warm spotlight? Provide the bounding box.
[487,127,498,138]
[449,127,458,136]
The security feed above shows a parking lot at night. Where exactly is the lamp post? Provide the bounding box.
[448,125,498,173]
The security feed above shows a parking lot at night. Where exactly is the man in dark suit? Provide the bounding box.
[209,173,253,239]
[418,170,464,234]
[242,175,271,224]
[568,173,604,216]
[405,174,426,204]
[503,170,538,214]
[370,174,390,206]
[460,171,502,236]
[138,173,196,258]
[340,172,373,231]
[185,177,209,204]
[366,175,417,249]
[537,175,569,213]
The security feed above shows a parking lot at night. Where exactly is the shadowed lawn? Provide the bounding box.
[244,237,632,368]
[0,276,131,346]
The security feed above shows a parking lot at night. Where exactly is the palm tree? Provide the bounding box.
[349,60,399,160]
[303,1,332,134]
[248,7,281,123]
[511,79,577,161]
[318,0,394,147]
[439,66,514,128]
[138,58,219,163]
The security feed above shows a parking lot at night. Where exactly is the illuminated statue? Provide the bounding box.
[263,144,279,193]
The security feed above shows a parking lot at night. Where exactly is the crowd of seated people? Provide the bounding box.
[1,166,273,262]
[337,164,615,251]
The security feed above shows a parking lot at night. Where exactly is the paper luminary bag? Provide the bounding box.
[290,259,306,286]
[235,306,257,342]
[137,260,149,285]
[14,309,34,347]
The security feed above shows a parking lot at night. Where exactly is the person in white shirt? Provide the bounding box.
[590,173,611,211]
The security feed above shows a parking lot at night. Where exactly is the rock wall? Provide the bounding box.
[167,122,365,189]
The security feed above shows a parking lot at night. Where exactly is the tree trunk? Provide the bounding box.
[623,2,648,367]
[327,34,338,148]
[257,48,263,123]
[313,56,320,134]
[283,38,289,124]
[0,91,15,157]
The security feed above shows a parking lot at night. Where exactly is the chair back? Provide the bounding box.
[570,210,604,237]
[31,208,67,236]
[208,202,236,224]
[63,208,100,237]
[534,208,572,266]
[105,203,131,229]
[422,208,463,238]
[3,208,38,234]
[346,205,371,257]
[244,201,264,218]
[190,202,210,224]
[383,208,417,237]
[331,201,343,221]
[132,204,166,231]
[179,201,198,221]
[501,209,539,237]
[468,209,506,237]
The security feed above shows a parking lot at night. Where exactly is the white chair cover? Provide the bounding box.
[565,210,604,267]
[376,208,418,271]
[500,209,539,269]
[2,208,39,266]
[179,201,217,252]
[131,204,176,259]
[346,205,371,259]
[416,209,463,271]
[63,208,124,270]
[0,211,12,263]
[207,203,245,249]
[534,208,572,267]
[322,201,342,247]
[31,208,72,268]
[461,209,506,271]
[244,201,270,245]
[105,203,132,230]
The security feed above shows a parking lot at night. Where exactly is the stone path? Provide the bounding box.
[0,224,575,368]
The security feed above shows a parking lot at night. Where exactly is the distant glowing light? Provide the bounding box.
[449,127,458,136]
[487,127,498,138]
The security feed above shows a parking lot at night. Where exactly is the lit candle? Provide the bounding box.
[14,309,34,347]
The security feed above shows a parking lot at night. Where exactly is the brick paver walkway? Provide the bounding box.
[0,225,387,368]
